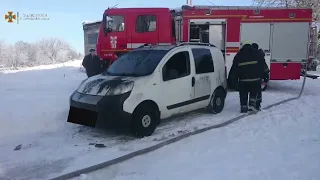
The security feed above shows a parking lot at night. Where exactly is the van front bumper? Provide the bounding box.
[67,91,132,128]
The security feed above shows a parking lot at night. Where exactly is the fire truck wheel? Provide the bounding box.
[208,88,225,114]
[130,104,159,137]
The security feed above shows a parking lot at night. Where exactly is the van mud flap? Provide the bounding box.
[67,106,98,127]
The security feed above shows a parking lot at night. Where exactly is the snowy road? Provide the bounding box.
[0,60,317,180]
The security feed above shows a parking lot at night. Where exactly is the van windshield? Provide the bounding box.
[105,50,168,77]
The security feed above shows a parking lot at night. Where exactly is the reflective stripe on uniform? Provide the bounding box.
[239,78,261,82]
[238,61,258,66]
[249,98,261,102]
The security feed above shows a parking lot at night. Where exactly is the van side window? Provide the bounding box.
[162,51,190,81]
[136,15,156,33]
[191,48,214,74]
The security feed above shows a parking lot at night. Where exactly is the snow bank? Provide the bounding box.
[2,60,83,74]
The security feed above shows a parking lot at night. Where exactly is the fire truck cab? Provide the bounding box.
[97,8,174,63]
[97,5,313,89]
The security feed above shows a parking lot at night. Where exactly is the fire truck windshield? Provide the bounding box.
[105,15,125,32]
[105,50,168,77]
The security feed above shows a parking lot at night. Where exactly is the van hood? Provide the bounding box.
[77,74,137,96]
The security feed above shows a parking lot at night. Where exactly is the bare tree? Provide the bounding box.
[252,0,320,21]
[38,38,70,63]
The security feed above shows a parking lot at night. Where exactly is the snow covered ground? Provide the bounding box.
[77,86,320,180]
[308,70,320,76]
[0,60,318,180]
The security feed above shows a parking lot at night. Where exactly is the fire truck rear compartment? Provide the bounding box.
[270,63,302,80]
[189,22,226,53]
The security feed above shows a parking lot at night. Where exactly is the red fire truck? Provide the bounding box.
[96,5,313,89]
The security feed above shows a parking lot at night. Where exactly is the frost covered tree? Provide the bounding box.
[0,40,5,67]
[38,38,70,63]
[7,41,31,68]
[22,42,38,65]
[0,38,80,69]
[67,49,81,60]
[252,0,320,21]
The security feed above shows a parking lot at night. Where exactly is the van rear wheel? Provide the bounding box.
[131,105,159,137]
[208,89,225,114]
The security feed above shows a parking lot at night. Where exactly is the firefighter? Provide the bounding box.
[233,41,265,113]
[251,43,270,110]
[82,49,103,78]
[251,43,269,74]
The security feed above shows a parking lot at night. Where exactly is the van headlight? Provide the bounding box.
[76,79,86,92]
[106,81,134,96]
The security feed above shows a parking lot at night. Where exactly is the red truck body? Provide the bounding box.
[96,5,313,81]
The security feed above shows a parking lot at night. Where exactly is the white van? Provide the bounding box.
[67,43,227,137]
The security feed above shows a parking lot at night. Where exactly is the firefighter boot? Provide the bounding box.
[241,105,248,113]
[256,99,262,110]
[248,98,260,112]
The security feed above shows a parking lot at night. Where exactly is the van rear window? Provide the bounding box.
[192,48,214,74]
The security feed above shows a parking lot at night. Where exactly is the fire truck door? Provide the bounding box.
[129,14,158,48]
[240,23,272,70]
[209,25,226,51]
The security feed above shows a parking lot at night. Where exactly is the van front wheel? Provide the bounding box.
[131,105,159,137]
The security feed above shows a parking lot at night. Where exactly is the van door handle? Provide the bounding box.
[191,77,195,87]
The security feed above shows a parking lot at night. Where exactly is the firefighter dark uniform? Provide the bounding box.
[258,48,270,79]
[233,42,265,113]
[251,43,270,110]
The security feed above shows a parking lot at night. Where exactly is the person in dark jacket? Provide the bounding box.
[251,43,269,75]
[82,49,103,78]
[233,41,265,113]
[251,43,270,110]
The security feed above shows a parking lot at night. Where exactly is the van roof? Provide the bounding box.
[132,43,217,52]
[132,44,177,51]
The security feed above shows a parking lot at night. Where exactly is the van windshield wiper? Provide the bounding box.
[105,72,141,77]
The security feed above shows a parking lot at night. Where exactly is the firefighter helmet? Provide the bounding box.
[240,40,251,48]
